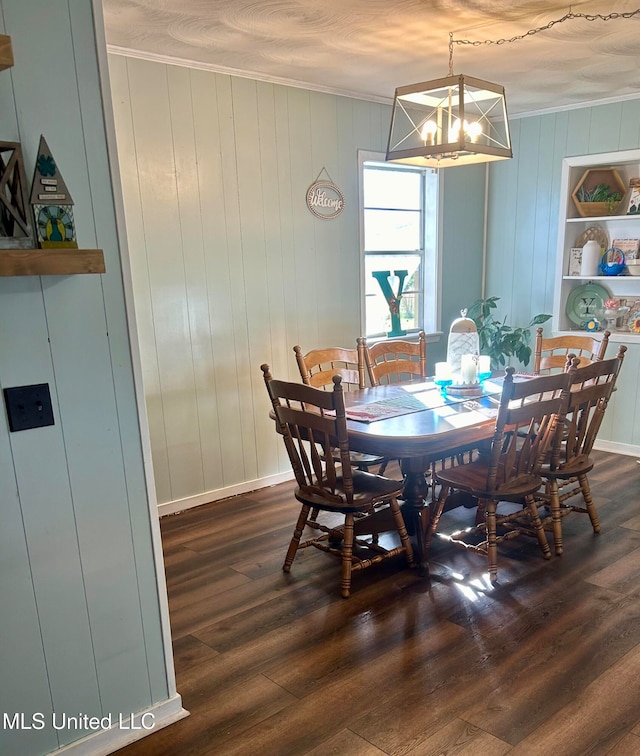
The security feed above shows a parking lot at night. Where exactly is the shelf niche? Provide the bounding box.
[0,34,14,71]
[0,248,105,277]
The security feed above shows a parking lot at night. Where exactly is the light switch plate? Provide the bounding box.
[3,383,54,432]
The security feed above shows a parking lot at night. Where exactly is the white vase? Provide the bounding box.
[580,239,601,276]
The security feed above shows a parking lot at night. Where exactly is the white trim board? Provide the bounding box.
[157,443,640,517]
[158,470,295,517]
[107,44,640,118]
[107,45,391,105]
[593,439,640,457]
[52,696,188,756]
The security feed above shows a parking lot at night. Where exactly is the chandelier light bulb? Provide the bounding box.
[420,120,438,145]
[466,121,483,142]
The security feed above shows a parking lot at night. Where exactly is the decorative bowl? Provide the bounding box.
[627,262,640,276]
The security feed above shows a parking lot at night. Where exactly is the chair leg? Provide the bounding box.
[389,497,414,566]
[424,484,450,551]
[484,499,499,583]
[526,494,552,560]
[546,478,564,556]
[340,513,355,598]
[283,504,310,573]
[578,473,601,533]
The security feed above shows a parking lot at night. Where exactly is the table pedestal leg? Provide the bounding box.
[400,457,432,576]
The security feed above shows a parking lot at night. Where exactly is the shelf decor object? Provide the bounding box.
[0,141,35,249]
[572,168,626,217]
[626,178,640,214]
[30,135,78,249]
[565,283,610,327]
[599,247,626,276]
[575,225,609,251]
[0,34,13,71]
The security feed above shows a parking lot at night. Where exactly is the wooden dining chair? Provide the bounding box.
[294,343,385,473]
[533,327,610,374]
[426,368,572,583]
[539,345,626,555]
[293,344,366,391]
[359,331,427,386]
[261,364,414,597]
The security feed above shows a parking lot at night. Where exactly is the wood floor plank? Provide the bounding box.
[586,545,640,595]
[303,728,387,755]
[114,451,640,756]
[403,718,512,755]
[508,644,640,755]
[607,732,640,755]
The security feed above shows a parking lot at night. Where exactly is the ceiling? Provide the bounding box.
[102,0,640,116]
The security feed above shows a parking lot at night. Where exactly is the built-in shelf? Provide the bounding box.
[562,275,640,281]
[566,214,640,223]
[0,248,105,277]
[0,34,13,71]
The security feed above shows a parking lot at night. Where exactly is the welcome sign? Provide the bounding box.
[306,179,345,220]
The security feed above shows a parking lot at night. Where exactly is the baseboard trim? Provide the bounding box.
[158,471,295,517]
[594,439,640,457]
[50,695,188,755]
[156,442,639,518]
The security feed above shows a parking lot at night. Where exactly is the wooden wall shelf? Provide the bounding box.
[0,248,105,277]
[0,35,14,71]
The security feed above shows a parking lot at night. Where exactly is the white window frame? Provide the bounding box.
[358,150,442,342]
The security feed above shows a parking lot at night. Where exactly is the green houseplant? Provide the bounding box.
[467,296,551,369]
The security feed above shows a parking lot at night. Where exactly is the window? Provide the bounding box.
[359,152,439,339]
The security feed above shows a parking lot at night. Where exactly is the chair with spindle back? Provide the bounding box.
[426,368,572,583]
[533,327,609,374]
[539,345,626,555]
[261,364,414,598]
[359,331,427,387]
[293,343,385,473]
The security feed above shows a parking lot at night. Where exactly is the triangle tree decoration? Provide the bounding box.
[30,135,77,249]
[0,140,35,249]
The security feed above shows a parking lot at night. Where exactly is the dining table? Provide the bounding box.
[341,376,508,572]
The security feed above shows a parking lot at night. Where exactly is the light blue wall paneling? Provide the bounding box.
[110,54,487,508]
[434,163,487,365]
[106,58,379,505]
[486,99,640,447]
[0,1,173,753]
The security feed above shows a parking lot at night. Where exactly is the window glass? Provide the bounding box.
[361,157,438,339]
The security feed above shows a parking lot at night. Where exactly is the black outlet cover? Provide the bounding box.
[4,383,55,432]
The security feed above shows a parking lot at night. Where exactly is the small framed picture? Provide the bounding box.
[626,178,640,215]
[568,247,582,275]
[612,238,640,263]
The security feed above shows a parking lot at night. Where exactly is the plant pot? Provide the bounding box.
[571,167,626,217]
[574,200,623,217]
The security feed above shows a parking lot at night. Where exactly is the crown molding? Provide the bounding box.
[106,45,393,105]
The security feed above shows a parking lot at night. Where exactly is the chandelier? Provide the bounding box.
[386,9,640,168]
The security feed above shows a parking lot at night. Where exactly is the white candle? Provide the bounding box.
[435,362,451,380]
[460,354,477,384]
[478,355,491,375]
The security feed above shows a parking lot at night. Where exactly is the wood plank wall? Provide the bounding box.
[108,54,487,512]
[486,101,640,451]
[0,2,174,754]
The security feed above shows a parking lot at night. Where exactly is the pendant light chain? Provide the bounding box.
[448,8,640,73]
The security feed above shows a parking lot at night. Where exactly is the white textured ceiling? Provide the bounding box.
[102,0,640,115]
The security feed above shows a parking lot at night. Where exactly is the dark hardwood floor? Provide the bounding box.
[116,451,640,755]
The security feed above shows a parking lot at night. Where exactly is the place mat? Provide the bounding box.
[345,394,435,422]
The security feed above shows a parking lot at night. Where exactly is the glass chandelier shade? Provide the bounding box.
[386,74,512,168]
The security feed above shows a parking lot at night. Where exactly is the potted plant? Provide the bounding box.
[467,296,551,369]
[571,168,626,217]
